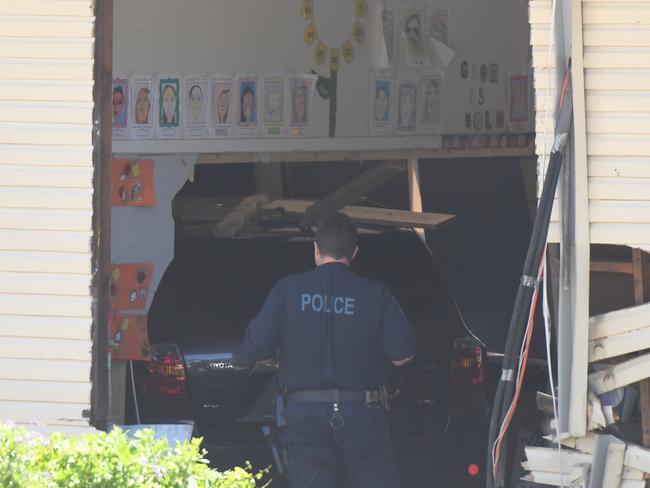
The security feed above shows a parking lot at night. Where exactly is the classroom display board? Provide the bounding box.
[113,0,532,152]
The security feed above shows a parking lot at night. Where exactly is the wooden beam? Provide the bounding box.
[590,326,650,362]
[589,351,650,395]
[589,302,650,341]
[213,194,269,238]
[95,0,113,429]
[407,159,425,241]
[588,434,626,488]
[632,248,650,448]
[299,160,406,228]
[591,261,634,274]
[181,145,535,165]
[265,199,455,229]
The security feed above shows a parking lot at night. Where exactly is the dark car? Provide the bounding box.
[129,228,490,486]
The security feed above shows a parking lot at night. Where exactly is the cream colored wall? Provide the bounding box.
[531,0,650,247]
[0,0,95,428]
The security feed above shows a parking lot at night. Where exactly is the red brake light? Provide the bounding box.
[141,344,188,398]
[450,337,485,389]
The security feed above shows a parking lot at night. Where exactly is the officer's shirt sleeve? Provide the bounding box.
[381,286,416,362]
[240,281,284,365]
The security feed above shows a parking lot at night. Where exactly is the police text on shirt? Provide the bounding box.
[300,294,355,315]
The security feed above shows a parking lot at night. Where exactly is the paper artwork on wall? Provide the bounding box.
[420,74,442,133]
[288,74,317,137]
[109,262,154,311]
[262,74,287,137]
[380,8,396,69]
[401,8,430,68]
[130,76,155,140]
[184,76,208,139]
[112,159,156,207]
[236,74,259,138]
[110,313,151,361]
[210,75,233,138]
[369,74,393,136]
[430,8,449,44]
[157,76,182,139]
[508,74,529,129]
[112,77,129,140]
[395,76,419,134]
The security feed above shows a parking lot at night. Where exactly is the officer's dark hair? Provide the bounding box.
[315,212,358,260]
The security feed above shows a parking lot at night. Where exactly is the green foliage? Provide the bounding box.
[0,421,266,488]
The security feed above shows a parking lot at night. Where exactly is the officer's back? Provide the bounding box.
[242,213,415,488]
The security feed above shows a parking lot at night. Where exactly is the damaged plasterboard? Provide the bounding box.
[111,154,197,310]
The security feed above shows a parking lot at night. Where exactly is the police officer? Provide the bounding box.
[241,212,416,488]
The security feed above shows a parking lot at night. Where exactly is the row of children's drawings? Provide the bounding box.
[111,74,318,140]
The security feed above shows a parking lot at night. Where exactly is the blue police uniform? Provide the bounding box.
[242,261,416,488]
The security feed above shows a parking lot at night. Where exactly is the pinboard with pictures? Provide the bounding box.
[112,0,532,150]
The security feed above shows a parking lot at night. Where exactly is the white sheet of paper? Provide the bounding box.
[429,37,456,69]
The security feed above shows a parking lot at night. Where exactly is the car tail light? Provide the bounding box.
[450,337,485,389]
[142,343,188,398]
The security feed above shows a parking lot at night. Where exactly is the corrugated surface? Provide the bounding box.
[0,2,94,427]
[530,0,650,248]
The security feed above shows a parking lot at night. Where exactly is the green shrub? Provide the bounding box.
[0,421,266,488]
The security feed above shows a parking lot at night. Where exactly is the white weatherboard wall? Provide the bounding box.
[0,1,95,431]
[531,0,650,248]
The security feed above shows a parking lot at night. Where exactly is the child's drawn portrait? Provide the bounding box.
[421,76,442,125]
[373,79,391,122]
[509,75,529,124]
[401,8,429,67]
[397,80,418,132]
[263,78,286,125]
[289,77,313,126]
[238,78,257,125]
[134,86,151,125]
[159,78,180,128]
[112,79,128,128]
[187,84,206,125]
[381,9,396,66]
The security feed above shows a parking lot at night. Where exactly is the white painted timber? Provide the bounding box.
[589,301,650,340]
[0,187,92,210]
[0,122,92,146]
[0,101,94,124]
[590,326,650,362]
[0,315,90,340]
[620,481,645,488]
[0,294,91,318]
[0,271,91,296]
[0,59,94,81]
[0,0,94,429]
[523,467,588,486]
[0,337,90,361]
[0,358,90,382]
[0,209,93,231]
[589,351,650,395]
[0,251,92,274]
[625,444,650,474]
[523,446,591,473]
[531,1,650,250]
[0,2,94,17]
[589,157,650,178]
[0,16,94,38]
[0,379,90,404]
[0,230,91,253]
[0,144,92,167]
[0,165,93,187]
[0,37,94,59]
[0,400,88,426]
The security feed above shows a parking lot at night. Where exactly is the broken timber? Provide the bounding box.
[265,199,454,230]
[213,194,269,238]
[299,160,406,228]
